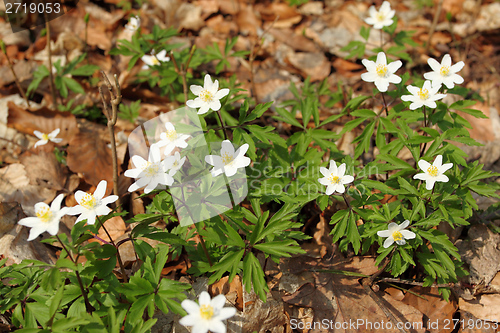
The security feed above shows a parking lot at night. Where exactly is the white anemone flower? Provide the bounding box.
[401,80,446,110]
[377,220,416,248]
[205,140,250,177]
[168,151,186,177]
[423,54,465,89]
[179,291,236,333]
[156,122,190,156]
[125,15,141,32]
[141,50,170,69]
[413,155,453,190]
[124,144,175,194]
[318,161,354,195]
[68,180,119,225]
[361,52,402,92]
[18,194,69,241]
[186,74,230,115]
[33,128,63,148]
[365,1,396,29]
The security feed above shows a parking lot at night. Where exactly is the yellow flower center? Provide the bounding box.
[392,231,403,242]
[36,205,53,223]
[151,57,160,66]
[165,130,177,141]
[199,304,214,320]
[200,89,214,103]
[440,66,450,76]
[329,175,340,185]
[221,152,234,165]
[80,193,97,209]
[376,13,386,22]
[42,133,49,141]
[144,162,159,177]
[417,88,429,100]
[376,64,388,77]
[427,165,439,177]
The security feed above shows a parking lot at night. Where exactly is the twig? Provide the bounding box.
[425,0,444,53]
[99,71,122,213]
[170,45,196,103]
[55,235,94,313]
[0,41,30,107]
[44,14,58,109]
[361,250,408,333]
[378,277,458,288]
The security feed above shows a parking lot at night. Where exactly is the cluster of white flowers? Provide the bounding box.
[18,180,118,240]
[125,122,189,194]
[362,2,465,104]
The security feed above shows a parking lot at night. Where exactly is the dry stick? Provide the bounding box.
[0,42,30,107]
[44,14,58,109]
[55,234,94,313]
[378,277,458,288]
[361,249,408,333]
[425,0,444,54]
[170,45,196,103]
[97,216,129,283]
[99,71,122,214]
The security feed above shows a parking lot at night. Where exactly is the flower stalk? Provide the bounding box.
[55,234,94,314]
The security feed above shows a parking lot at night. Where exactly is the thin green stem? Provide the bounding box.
[97,216,128,283]
[194,223,213,266]
[55,234,94,313]
[216,110,228,140]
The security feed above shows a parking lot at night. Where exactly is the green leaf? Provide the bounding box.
[273,107,303,128]
[62,77,85,95]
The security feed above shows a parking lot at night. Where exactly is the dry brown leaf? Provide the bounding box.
[66,122,114,190]
[0,202,25,236]
[0,163,56,216]
[312,214,333,258]
[235,4,260,36]
[456,225,500,286]
[402,287,458,333]
[285,52,331,81]
[177,3,204,31]
[269,28,319,53]
[282,256,424,333]
[89,215,127,244]
[7,102,78,146]
[209,275,244,312]
[244,288,288,333]
[20,150,67,191]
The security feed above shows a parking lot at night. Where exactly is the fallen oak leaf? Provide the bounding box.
[66,121,114,190]
[7,102,78,146]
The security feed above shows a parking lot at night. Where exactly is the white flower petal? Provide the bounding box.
[383,237,395,248]
[401,230,416,239]
[94,180,107,200]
